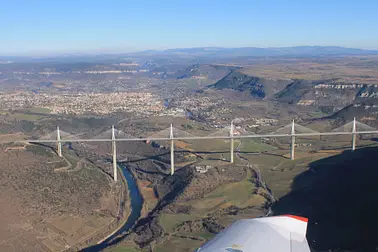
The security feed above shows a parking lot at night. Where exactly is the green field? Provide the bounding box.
[26,145,55,157]
[175,169,265,216]
[239,139,276,152]
[188,184,265,215]
[154,236,204,252]
[7,112,44,121]
[159,213,198,233]
[190,139,230,152]
[107,247,141,252]
[0,107,51,122]
[206,181,254,205]
[26,107,51,114]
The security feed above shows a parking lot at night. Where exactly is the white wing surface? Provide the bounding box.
[196,215,310,252]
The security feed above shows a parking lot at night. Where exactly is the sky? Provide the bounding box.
[1,0,378,55]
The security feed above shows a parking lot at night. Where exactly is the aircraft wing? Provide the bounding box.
[196,215,310,252]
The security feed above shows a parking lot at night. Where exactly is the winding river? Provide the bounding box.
[82,165,143,252]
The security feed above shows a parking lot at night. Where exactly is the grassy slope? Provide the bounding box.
[108,247,142,252]
[155,237,204,252]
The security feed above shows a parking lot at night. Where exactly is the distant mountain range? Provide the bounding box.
[135,46,378,58]
[2,46,378,61]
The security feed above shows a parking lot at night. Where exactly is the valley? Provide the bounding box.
[1,48,378,252]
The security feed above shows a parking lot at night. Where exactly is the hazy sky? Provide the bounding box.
[1,0,378,55]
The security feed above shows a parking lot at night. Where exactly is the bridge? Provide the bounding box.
[1,118,377,181]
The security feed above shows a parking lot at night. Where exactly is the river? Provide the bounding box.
[81,165,143,252]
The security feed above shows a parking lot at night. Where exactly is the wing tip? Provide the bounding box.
[283,214,308,223]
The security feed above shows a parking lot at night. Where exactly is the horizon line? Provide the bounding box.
[1,45,378,58]
[0,45,378,58]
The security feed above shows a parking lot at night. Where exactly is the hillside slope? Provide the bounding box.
[273,147,378,251]
[275,80,318,104]
[208,71,292,99]
[0,144,119,251]
[328,99,378,127]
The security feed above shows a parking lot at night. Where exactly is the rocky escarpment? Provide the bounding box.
[275,79,321,104]
[209,71,378,115]
[328,98,378,127]
[208,71,292,99]
[276,81,378,113]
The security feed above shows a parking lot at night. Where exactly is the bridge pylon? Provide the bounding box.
[57,126,62,157]
[230,120,234,163]
[352,117,357,151]
[290,120,295,160]
[170,124,175,175]
[332,118,376,151]
[112,125,118,182]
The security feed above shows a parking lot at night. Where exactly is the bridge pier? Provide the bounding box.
[112,125,118,182]
[170,124,175,175]
[56,126,62,157]
[230,120,234,163]
[352,117,356,151]
[290,120,295,160]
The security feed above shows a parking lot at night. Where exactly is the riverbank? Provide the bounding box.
[80,165,143,252]
[71,165,130,252]
[94,165,131,244]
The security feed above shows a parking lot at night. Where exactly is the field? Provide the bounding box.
[184,170,265,215]
[239,139,277,152]
[159,214,199,233]
[25,107,52,114]
[0,111,45,121]
[107,246,142,252]
[154,236,204,252]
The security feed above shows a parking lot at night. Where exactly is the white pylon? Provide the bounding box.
[352,117,357,151]
[230,120,234,163]
[290,120,295,160]
[57,126,62,157]
[170,123,175,175]
[112,125,118,182]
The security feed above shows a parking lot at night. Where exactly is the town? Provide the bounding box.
[0,92,163,115]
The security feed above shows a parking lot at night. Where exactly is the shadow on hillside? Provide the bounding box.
[272,147,378,252]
